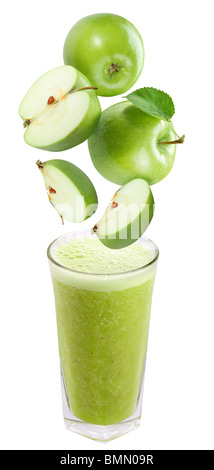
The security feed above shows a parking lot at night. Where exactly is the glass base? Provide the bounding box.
[64,417,140,442]
[60,361,145,442]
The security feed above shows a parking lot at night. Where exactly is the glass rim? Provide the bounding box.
[47,230,159,278]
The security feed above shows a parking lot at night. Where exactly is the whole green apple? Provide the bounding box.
[88,101,177,185]
[63,13,144,97]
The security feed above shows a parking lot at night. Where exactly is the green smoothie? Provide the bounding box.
[48,233,158,426]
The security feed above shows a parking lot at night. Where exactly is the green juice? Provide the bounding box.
[48,234,158,426]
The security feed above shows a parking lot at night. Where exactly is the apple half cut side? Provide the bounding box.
[93,179,154,249]
[19,65,101,151]
[37,159,98,223]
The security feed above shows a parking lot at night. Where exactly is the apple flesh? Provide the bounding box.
[37,159,98,223]
[88,101,177,185]
[63,13,144,97]
[93,179,154,249]
[19,65,101,151]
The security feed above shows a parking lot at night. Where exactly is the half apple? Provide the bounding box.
[19,66,101,151]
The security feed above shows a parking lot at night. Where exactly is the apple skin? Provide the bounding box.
[88,101,177,185]
[63,13,144,97]
[19,66,101,152]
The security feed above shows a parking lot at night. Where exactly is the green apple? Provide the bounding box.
[19,65,101,151]
[93,179,154,249]
[36,159,98,223]
[63,13,144,97]
[88,101,177,185]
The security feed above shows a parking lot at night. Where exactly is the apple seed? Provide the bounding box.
[49,187,56,194]
[47,96,55,105]
[111,201,118,208]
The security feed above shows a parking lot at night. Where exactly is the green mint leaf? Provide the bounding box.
[124,87,175,121]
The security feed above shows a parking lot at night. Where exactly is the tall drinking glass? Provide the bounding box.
[47,231,158,441]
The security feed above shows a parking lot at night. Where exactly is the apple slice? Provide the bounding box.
[93,179,154,249]
[19,65,101,151]
[37,159,98,223]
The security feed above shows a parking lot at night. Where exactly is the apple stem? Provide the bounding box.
[23,118,32,128]
[68,86,98,95]
[60,214,64,225]
[159,134,185,145]
[93,224,98,232]
[36,160,44,170]
[109,63,120,75]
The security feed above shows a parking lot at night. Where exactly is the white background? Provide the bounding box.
[1,0,214,451]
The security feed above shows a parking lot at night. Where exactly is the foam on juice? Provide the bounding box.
[48,233,158,292]
[53,237,155,274]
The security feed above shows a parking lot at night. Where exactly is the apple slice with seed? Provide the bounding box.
[19,65,101,151]
[37,159,98,223]
[93,179,154,249]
